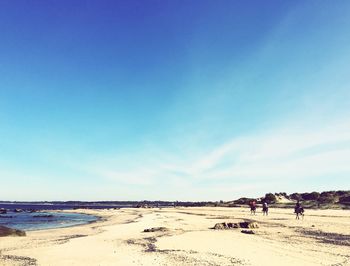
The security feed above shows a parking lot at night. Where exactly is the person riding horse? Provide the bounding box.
[294,201,304,219]
[249,200,257,215]
[262,201,268,215]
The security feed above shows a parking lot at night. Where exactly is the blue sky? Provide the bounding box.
[0,1,349,200]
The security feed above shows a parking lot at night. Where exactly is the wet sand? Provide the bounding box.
[0,207,349,265]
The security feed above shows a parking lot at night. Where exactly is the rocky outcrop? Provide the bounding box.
[213,223,227,230]
[212,221,259,230]
[0,226,26,237]
[213,222,239,229]
[0,208,7,214]
[239,221,259,229]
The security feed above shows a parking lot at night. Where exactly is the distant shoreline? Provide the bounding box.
[1,190,349,212]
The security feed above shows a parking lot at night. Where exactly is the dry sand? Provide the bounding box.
[0,207,349,266]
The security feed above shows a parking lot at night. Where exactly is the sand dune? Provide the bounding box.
[0,207,349,266]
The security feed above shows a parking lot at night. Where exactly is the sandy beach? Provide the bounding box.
[0,207,349,266]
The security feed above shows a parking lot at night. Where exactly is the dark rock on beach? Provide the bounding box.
[239,221,259,229]
[143,227,168,232]
[241,230,255,234]
[0,208,7,214]
[0,226,26,237]
[213,223,228,230]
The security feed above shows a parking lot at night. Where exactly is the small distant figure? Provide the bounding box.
[249,200,257,215]
[262,201,269,216]
[294,201,304,220]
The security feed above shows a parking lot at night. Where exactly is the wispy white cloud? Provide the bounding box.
[72,114,349,200]
[190,118,350,180]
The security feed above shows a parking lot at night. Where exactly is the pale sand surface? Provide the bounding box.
[0,207,349,266]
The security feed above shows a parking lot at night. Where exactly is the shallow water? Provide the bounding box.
[0,211,98,231]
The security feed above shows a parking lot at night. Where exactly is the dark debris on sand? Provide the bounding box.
[0,254,37,266]
[297,229,350,246]
[143,227,169,233]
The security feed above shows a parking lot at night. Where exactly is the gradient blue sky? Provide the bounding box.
[1,1,350,201]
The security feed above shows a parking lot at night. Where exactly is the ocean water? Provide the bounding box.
[0,205,98,231]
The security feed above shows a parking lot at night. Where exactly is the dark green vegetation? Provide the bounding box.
[289,191,350,203]
[230,190,350,209]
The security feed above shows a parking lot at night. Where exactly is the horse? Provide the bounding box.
[262,204,269,216]
[295,206,304,219]
[250,205,256,215]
